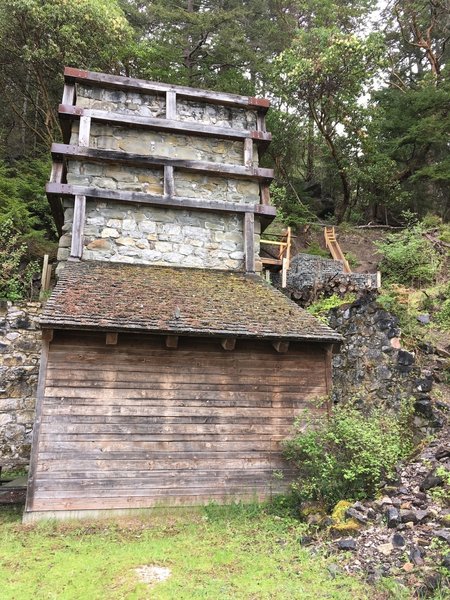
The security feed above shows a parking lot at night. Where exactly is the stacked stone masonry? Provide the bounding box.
[57,85,262,271]
[58,200,260,270]
[0,302,41,470]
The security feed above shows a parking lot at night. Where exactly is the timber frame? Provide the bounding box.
[48,68,275,276]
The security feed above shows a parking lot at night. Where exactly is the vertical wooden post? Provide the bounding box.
[324,343,334,419]
[78,116,91,147]
[70,195,86,259]
[260,183,270,205]
[166,90,177,119]
[256,112,266,132]
[244,212,255,273]
[61,83,75,105]
[244,138,253,167]
[40,255,49,299]
[50,162,64,184]
[164,166,175,197]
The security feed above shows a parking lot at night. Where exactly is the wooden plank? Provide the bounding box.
[244,212,255,273]
[163,165,175,197]
[105,333,118,346]
[78,116,91,147]
[64,67,270,112]
[40,255,49,296]
[243,138,253,167]
[46,183,277,218]
[51,143,274,182]
[69,194,86,259]
[24,340,49,513]
[59,105,272,144]
[165,90,177,119]
[61,83,75,105]
[260,183,270,205]
[50,161,64,183]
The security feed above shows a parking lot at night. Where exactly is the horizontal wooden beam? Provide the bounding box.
[58,105,272,145]
[105,332,118,345]
[272,341,290,353]
[51,144,274,182]
[64,67,270,112]
[221,338,236,351]
[46,183,277,219]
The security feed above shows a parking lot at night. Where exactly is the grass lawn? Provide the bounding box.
[0,502,404,600]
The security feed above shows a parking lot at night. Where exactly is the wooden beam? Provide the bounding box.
[61,83,75,105]
[51,144,274,182]
[260,183,270,205]
[41,329,54,342]
[272,340,289,353]
[50,161,64,183]
[58,105,272,145]
[105,332,118,345]
[164,165,175,197]
[46,183,277,218]
[244,138,253,167]
[166,90,177,119]
[244,212,255,273]
[165,335,179,349]
[69,194,86,259]
[64,67,270,112]
[221,338,236,351]
[78,116,91,147]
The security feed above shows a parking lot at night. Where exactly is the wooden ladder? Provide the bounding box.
[324,227,351,273]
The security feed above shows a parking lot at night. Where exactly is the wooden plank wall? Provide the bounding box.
[29,332,329,513]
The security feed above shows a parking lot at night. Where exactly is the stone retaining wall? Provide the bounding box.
[58,200,261,270]
[57,84,262,272]
[286,254,379,304]
[0,302,41,471]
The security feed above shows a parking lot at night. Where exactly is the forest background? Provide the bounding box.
[0,0,448,284]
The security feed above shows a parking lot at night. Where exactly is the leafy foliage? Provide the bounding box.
[376,225,442,285]
[283,400,414,509]
[0,220,40,301]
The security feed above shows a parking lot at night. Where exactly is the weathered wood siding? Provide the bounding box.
[28,331,329,513]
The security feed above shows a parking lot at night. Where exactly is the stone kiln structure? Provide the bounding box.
[25,68,340,521]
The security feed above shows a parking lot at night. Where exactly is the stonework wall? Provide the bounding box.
[328,295,438,430]
[0,302,41,470]
[58,200,261,270]
[57,84,262,272]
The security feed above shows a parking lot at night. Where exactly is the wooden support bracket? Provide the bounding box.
[106,332,118,345]
[272,340,289,353]
[221,338,236,351]
[165,335,179,349]
[41,329,54,343]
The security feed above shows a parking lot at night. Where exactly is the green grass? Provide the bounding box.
[0,502,386,600]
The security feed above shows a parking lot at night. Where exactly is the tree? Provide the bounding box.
[0,0,133,156]
[275,27,385,222]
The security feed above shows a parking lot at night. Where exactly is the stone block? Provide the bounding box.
[57,247,69,261]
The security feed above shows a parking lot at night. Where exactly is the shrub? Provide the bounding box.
[0,220,40,301]
[307,293,356,318]
[375,225,441,286]
[283,400,414,510]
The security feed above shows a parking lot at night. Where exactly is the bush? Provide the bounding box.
[375,225,441,286]
[0,220,40,301]
[283,400,414,510]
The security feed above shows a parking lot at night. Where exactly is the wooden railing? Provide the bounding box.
[324,226,351,273]
[260,227,292,287]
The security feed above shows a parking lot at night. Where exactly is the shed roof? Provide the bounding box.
[40,261,341,343]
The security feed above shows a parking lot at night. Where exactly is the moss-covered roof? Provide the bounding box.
[41,261,341,342]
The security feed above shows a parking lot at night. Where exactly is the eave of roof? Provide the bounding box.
[40,261,342,343]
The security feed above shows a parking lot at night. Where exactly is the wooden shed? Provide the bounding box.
[24,69,341,520]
